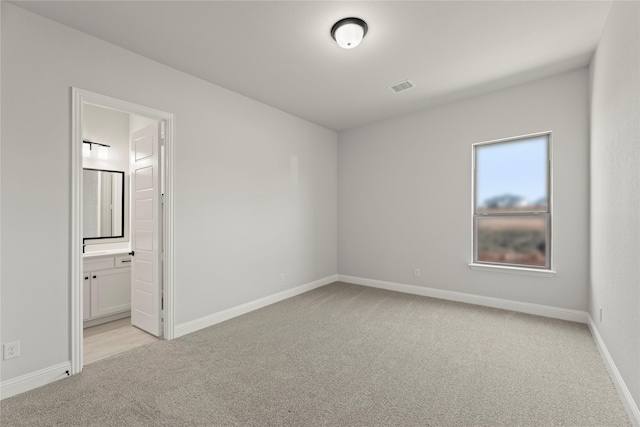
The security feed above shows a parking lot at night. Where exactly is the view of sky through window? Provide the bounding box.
[476,136,547,210]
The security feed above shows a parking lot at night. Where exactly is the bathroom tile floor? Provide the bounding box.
[83,317,159,365]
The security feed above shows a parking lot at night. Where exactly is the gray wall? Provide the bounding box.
[339,69,589,310]
[589,0,640,408]
[1,4,337,382]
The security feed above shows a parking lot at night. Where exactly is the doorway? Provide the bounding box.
[71,88,175,374]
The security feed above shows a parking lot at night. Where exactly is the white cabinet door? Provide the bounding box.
[90,268,131,318]
[83,274,91,321]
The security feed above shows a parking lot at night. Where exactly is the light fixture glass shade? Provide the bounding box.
[83,143,91,158]
[335,23,364,49]
[331,18,368,49]
[97,145,109,160]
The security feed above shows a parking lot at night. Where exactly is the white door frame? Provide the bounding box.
[71,88,175,374]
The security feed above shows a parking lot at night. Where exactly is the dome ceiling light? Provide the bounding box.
[331,17,368,49]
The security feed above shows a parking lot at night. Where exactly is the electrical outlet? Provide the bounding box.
[3,341,20,360]
[599,306,603,322]
[280,273,285,283]
[414,268,421,278]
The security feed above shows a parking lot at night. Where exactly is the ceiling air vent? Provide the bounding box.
[388,79,415,94]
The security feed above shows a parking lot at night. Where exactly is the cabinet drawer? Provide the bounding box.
[115,255,132,268]
[83,257,114,272]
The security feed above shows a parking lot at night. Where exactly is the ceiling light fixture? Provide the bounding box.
[331,17,368,49]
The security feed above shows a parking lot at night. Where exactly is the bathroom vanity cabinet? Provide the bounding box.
[83,253,131,327]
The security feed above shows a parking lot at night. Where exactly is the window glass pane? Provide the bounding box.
[476,136,547,213]
[476,216,547,267]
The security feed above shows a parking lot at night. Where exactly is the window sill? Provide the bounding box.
[468,263,556,278]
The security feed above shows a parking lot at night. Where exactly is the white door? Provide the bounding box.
[130,124,162,336]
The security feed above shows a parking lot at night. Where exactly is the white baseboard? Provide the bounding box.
[588,316,640,426]
[337,275,589,323]
[1,361,71,400]
[174,275,338,338]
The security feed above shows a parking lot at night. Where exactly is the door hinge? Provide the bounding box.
[161,297,163,310]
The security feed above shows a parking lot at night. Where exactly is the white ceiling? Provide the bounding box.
[12,1,612,132]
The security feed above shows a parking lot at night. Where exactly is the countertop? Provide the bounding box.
[83,249,131,259]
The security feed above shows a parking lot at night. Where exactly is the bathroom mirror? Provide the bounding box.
[83,168,125,239]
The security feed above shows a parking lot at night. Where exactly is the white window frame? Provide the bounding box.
[469,131,555,277]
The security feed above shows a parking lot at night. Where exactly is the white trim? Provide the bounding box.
[1,362,71,400]
[71,88,84,374]
[468,263,556,277]
[588,316,640,426]
[71,88,176,374]
[338,274,588,323]
[163,116,175,340]
[473,130,554,147]
[174,275,338,338]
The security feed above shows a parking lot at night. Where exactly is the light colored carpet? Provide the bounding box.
[0,282,631,426]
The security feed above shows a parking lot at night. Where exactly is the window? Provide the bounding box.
[472,132,551,271]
